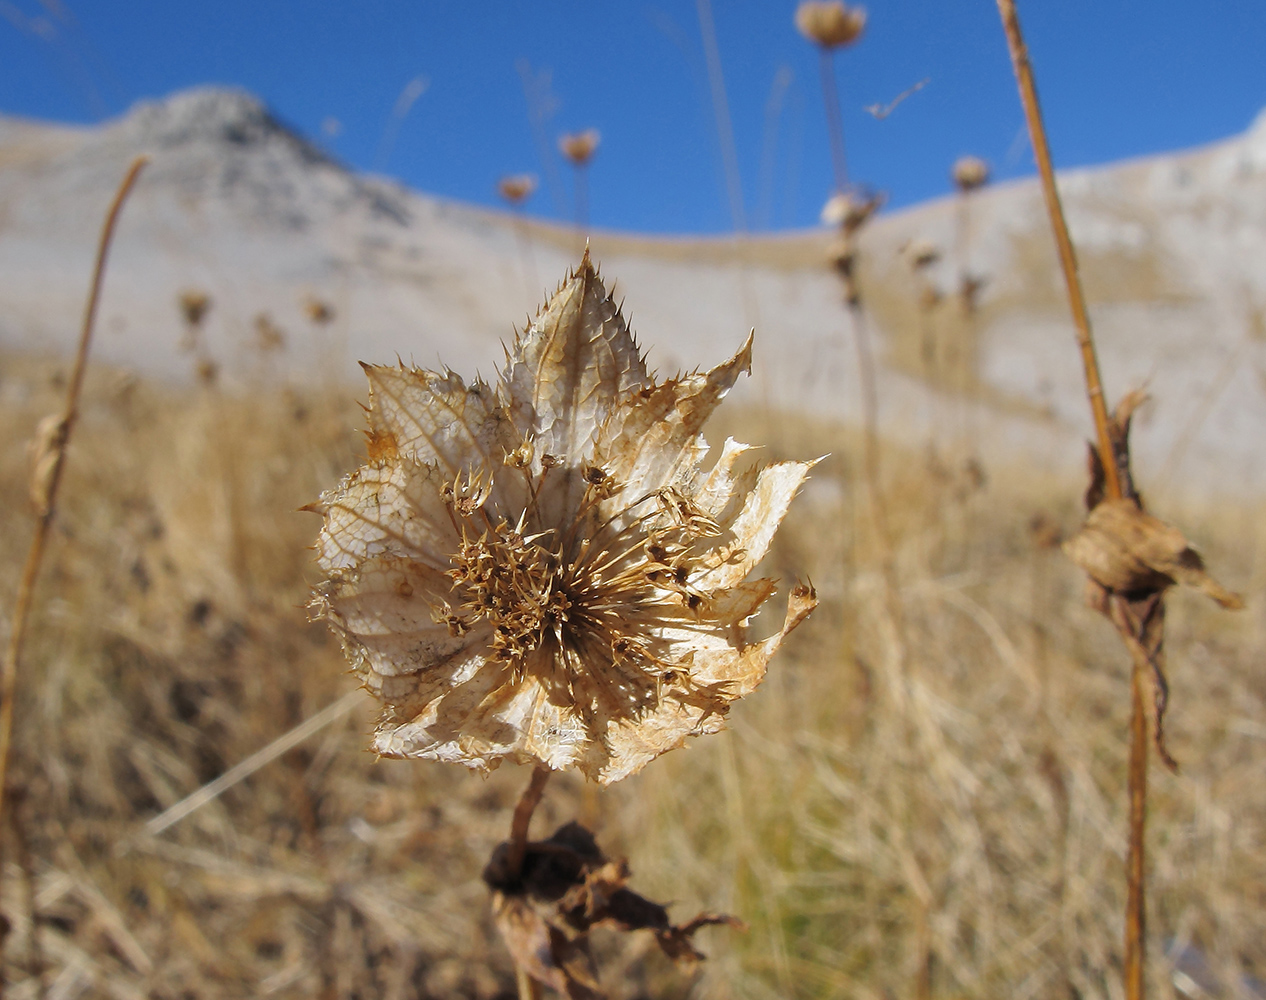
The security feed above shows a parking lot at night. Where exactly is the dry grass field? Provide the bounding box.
[1,346,1264,1000]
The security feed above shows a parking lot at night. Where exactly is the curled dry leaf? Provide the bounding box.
[1064,499,1243,610]
[484,821,742,999]
[27,413,68,517]
[310,252,817,783]
[1067,390,1243,771]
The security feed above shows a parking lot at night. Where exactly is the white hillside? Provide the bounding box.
[2,87,1265,497]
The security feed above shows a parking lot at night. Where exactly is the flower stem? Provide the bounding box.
[818,49,849,192]
[1125,643,1149,1000]
[505,765,552,881]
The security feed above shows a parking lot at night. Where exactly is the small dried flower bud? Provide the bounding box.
[304,296,335,324]
[583,465,617,498]
[902,238,940,270]
[559,130,600,166]
[505,440,535,469]
[656,488,722,537]
[179,288,211,327]
[795,1,866,48]
[952,155,990,192]
[820,190,883,235]
[498,174,538,205]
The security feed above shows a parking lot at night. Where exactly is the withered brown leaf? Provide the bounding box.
[484,822,742,999]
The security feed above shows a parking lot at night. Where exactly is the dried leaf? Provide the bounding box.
[27,413,67,517]
[485,821,741,998]
[311,252,816,782]
[1109,593,1178,772]
[1071,389,1242,773]
[1063,499,1243,609]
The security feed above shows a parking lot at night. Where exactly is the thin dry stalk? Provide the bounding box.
[994,0,1118,501]
[504,766,551,1000]
[504,766,551,882]
[994,3,1145,995]
[811,52,889,574]
[8,792,48,1000]
[0,156,147,826]
[1126,649,1148,999]
[695,0,761,328]
[139,688,364,839]
[817,49,849,192]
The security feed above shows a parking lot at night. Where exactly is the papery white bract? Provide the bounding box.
[310,253,816,784]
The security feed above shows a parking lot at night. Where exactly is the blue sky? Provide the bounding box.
[2,1,1264,234]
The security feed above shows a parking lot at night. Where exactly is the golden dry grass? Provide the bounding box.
[1,351,1264,999]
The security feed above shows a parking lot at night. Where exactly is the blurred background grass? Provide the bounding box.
[1,349,1262,999]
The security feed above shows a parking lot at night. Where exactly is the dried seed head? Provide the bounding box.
[498,174,538,205]
[311,253,817,783]
[795,1,866,48]
[558,130,600,167]
[952,155,990,192]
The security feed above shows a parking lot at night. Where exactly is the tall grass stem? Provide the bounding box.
[0,156,147,825]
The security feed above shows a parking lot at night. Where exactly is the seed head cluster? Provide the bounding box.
[310,254,816,783]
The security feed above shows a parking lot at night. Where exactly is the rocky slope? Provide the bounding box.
[2,87,1266,497]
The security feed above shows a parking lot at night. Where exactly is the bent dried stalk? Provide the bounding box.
[0,156,148,826]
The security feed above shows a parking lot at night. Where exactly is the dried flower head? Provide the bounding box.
[795,1,866,48]
[498,174,538,205]
[558,130,600,167]
[952,155,990,192]
[310,253,816,783]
